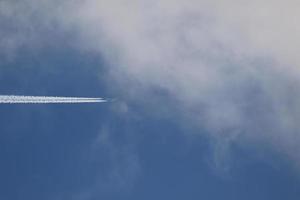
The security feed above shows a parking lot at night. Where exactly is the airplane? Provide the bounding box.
[0,95,107,104]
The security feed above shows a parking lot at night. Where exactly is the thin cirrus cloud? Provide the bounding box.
[2,0,300,167]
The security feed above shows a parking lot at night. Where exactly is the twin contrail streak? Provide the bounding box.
[0,95,107,104]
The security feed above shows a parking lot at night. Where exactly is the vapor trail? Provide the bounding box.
[0,95,107,104]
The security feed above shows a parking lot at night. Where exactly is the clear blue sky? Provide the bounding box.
[1,1,300,200]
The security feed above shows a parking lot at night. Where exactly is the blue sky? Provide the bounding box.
[1,1,300,200]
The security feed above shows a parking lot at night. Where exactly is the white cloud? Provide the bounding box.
[3,0,300,168]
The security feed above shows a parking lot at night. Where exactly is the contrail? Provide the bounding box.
[0,95,107,104]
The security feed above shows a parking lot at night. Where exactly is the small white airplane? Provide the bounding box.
[0,95,107,104]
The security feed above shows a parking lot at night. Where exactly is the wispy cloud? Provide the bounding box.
[59,0,300,167]
[2,0,300,168]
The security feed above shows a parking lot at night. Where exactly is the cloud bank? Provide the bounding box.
[65,0,300,167]
[3,0,300,167]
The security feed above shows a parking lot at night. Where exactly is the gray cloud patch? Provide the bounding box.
[2,0,300,169]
